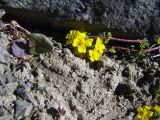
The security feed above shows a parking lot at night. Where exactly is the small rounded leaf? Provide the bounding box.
[28,33,53,55]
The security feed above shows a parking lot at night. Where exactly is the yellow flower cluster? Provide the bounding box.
[137,106,153,120]
[66,30,93,53]
[137,105,160,120]
[153,105,160,113]
[66,30,106,62]
[89,37,105,62]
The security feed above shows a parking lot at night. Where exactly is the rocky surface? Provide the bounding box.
[0,0,160,37]
[0,1,160,119]
[0,29,160,120]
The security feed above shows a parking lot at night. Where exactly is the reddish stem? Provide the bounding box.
[89,35,145,43]
[6,21,31,37]
[110,37,145,43]
[16,26,30,36]
[107,46,160,53]
[109,46,138,52]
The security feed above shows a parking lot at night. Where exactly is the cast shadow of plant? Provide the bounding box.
[47,107,59,120]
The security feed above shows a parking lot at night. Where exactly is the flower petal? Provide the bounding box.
[78,44,86,53]
[85,38,93,47]
[96,37,103,44]
[72,38,80,47]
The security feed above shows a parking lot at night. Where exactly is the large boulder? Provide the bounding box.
[0,0,160,37]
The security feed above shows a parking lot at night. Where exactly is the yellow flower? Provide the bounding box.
[73,36,93,53]
[78,43,86,53]
[66,30,93,53]
[85,38,93,47]
[72,32,86,47]
[88,37,106,62]
[66,30,106,61]
[89,49,102,62]
[137,106,153,120]
[153,105,160,113]
[72,38,84,47]
[66,30,79,45]
[66,30,86,46]
[95,37,105,53]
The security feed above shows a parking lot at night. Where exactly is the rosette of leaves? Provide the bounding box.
[11,33,53,60]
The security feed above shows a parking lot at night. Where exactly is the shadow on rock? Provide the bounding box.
[47,107,59,119]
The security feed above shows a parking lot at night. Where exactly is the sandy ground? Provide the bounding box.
[0,31,159,120]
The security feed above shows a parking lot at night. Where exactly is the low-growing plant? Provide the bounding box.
[66,30,111,62]
[136,105,153,120]
[136,90,160,120]
[136,105,160,120]
[1,20,53,60]
[66,30,160,62]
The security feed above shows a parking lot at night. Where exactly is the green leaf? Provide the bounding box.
[156,37,160,45]
[140,40,150,49]
[104,39,109,44]
[106,32,112,39]
[109,47,116,53]
[138,39,149,59]
[138,49,146,59]
[28,33,53,55]
[104,32,112,45]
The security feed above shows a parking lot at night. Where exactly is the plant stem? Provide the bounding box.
[108,46,138,52]
[107,46,160,53]
[8,21,31,36]
[145,46,160,52]
[88,35,145,43]
[110,37,145,43]
[16,25,30,36]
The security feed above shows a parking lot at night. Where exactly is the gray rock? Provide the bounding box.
[0,44,9,64]
[15,100,33,120]
[0,106,4,116]
[1,0,160,37]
